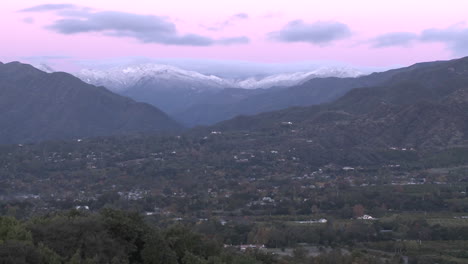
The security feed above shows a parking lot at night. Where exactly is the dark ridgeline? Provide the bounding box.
[0,62,182,144]
[211,57,468,151]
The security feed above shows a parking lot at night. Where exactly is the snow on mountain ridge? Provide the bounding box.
[75,64,364,92]
[33,63,56,73]
[237,66,364,89]
[75,64,238,91]
[76,64,234,92]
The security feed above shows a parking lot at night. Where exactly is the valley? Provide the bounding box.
[1,56,468,263]
[4,1,468,263]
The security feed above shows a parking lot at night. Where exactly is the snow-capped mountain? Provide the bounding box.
[75,64,234,92]
[74,64,364,91]
[237,66,364,89]
[71,63,367,126]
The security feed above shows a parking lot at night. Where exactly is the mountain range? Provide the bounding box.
[207,57,468,165]
[1,57,467,151]
[173,60,444,126]
[74,64,364,126]
[0,62,181,144]
[75,63,364,91]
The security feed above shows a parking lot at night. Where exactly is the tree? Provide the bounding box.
[67,250,81,264]
[181,251,208,264]
[37,243,61,264]
[141,231,177,264]
[0,241,42,264]
[0,216,32,243]
[353,204,365,218]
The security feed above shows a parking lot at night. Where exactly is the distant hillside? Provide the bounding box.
[209,57,468,153]
[0,62,182,144]
[177,60,446,126]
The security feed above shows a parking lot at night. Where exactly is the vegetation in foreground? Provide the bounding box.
[1,208,468,263]
[0,209,396,264]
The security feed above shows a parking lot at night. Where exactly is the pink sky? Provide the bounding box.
[2,0,468,70]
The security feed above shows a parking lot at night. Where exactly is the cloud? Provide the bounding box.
[262,12,283,19]
[233,13,249,19]
[20,4,77,12]
[268,20,352,45]
[22,5,249,47]
[203,13,249,31]
[367,23,468,56]
[217,36,250,45]
[420,24,468,56]
[370,32,418,48]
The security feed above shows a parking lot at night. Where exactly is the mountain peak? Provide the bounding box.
[0,61,46,79]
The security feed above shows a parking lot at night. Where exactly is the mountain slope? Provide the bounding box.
[208,57,468,153]
[75,64,245,116]
[74,60,450,127]
[0,62,182,144]
[121,80,260,115]
[177,60,446,126]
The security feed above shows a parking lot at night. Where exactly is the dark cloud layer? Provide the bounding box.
[21,4,468,55]
[269,20,352,45]
[22,4,249,46]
